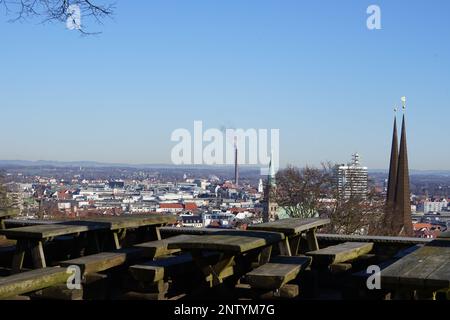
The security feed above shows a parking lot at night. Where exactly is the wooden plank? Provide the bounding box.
[247,218,330,236]
[60,248,143,276]
[426,260,450,289]
[30,241,46,269]
[134,235,190,259]
[167,231,284,254]
[399,246,450,288]
[306,242,374,266]
[246,264,301,290]
[277,284,299,299]
[278,238,292,256]
[381,245,450,289]
[129,254,196,282]
[246,255,311,290]
[0,267,70,300]
[191,252,235,287]
[159,227,224,237]
[129,265,165,283]
[11,240,27,274]
[0,224,104,240]
[80,215,177,231]
[306,228,319,251]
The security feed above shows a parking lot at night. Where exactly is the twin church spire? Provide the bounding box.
[385,98,413,236]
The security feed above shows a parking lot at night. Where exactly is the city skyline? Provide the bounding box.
[1,0,450,170]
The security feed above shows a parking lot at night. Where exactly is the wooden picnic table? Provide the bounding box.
[4,215,177,250]
[0,209,19,230]
[0,215,177,273]
[0,222,106,273]
[78,215,177,249]
[247,218,330,256]
[167,230,285,287]
[380,238,450,299]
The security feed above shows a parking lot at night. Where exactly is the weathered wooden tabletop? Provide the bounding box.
[167,230,285,253]
[0,223,106,240]
[247,218,330,236]
[3,214,176,231]
[381,239,450,290]
[66,214,177,230]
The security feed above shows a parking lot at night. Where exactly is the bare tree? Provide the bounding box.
[275,163,385,235]
[0,0,114,34]
[323,185,385,235]
[275,164,333,219]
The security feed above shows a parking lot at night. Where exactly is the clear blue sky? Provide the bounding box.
[1,0,449,170]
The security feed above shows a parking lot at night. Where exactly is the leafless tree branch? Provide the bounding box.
[0,0,114,34]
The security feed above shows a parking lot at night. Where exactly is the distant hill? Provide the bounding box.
[0,160,260,171]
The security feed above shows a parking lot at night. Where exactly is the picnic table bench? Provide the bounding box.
[0,267,71,300]
[0,222,107,273]
[0,215,177,273]
[59,248,145,277]
[166,230,285,287]
[247,218,330,256]
[53,215,177,250]
[306,242,375,267]
[246,255,312,292]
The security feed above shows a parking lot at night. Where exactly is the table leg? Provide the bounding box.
[155,226,162,241]
[113,232,122,250]
[306,228,320,251]
[11,240,27,274]
[259,246,273,265]
[191,252,235,287]
[289,236,301,256]
[278,239,292,256]
[30,240,46,269]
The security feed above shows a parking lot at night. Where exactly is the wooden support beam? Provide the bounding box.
[306,228,319,251]
[30,241,46,269]
[11,241,27,274]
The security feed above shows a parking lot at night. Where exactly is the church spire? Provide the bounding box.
[263,152,278,222]
[386,110,398,206]
[393,99,413,236]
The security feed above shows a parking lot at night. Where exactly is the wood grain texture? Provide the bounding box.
[246,255,312,290]
[247,218,330,236]
[167,231,284,253]
[306,242,374,266]
[60,248,143,276]
[0,267,70,300]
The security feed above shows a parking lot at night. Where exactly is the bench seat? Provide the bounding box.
[246,256,312,290]
[130,251,221,283]
[306,242,374,266]
[59,248,144,276]
[0,267,70,299]
[133,235,192,259]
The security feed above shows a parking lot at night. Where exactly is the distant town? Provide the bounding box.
[1,158,449,239]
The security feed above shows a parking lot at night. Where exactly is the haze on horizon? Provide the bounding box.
[1,0,449,170]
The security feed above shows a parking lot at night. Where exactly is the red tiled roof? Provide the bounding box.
[184,203,198,211]
[159,203,183,209]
